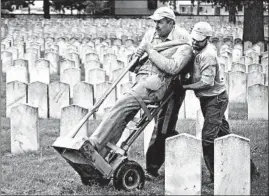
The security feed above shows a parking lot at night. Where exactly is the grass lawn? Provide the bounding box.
[1,117,268,195]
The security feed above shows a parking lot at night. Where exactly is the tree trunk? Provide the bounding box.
[28,4,30,14]
[197,0,200,15]
[43,0,51,19]
[243,0,264,44]
[228,6,236,24]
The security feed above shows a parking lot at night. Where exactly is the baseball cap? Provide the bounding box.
[191,22,213,41]
[149,7,176,21]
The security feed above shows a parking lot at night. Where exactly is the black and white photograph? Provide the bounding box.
[0,0,268,195]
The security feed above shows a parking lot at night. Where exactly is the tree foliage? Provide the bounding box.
[1,0,35,11]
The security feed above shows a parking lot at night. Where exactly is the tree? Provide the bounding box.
[191,0,267,44]
[43,0,51,19]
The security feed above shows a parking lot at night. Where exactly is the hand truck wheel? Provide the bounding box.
[113,160,145,191]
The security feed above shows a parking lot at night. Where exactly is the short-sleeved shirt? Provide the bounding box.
[192,43,226,97]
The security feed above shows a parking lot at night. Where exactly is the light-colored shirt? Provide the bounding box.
[136,25,193,77]
[192,43,226,97]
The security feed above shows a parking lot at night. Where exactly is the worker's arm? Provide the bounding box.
[183,64,216,90]
[146,44,194,75]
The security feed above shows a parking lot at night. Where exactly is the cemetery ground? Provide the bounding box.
[1,114,268,195]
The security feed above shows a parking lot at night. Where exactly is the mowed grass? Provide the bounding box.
[1,116,268,195]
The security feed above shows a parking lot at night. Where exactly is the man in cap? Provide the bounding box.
[89,7,194,171]
[182,21,259,182]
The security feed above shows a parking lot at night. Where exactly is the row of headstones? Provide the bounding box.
[179,83,268,121]
[1,40,134,74]
[9,103,251,195]
[165,133,251,195]
[5,80,137,119]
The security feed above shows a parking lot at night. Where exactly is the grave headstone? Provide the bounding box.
[165,133,202,195]
[231,62,246,72]
[60,59,76,76]
[215,134,250,195]
[44,52,59,74]
[6,66,28,84]
[6,81,27,118]
[60,105,89,137]
[10,104,39,154]
[228,71,247,119]
[247,71,265,87]
[28,82,48,118]
[248,63,263,73]
[185,90,200,119]
[60,68,81,98]
[49,81,70,119]
[247,84,268,119]
[86,68,106,85]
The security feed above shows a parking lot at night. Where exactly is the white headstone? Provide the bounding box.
[248,63,263,73]
[231,62,246,72]
[60,59,76,76]
[24,51,37,75]
[86,68,106,85]
[165,133,202,195]
[10,104,39,154]
[65,52,80,68]
[228,71,247,119]
[247,84,268,119]
[85,52,99,62]
[95,81,116,119]
[49,81,70,119]
[30,59,50,84]
[60,68,81,98]
[1,51,13,72]
[214,134,250,195]
[73,82,94,110]
[60,105,89,137]
[6,81,27,118]
[247,71,265,87]
[196,109,204,139]
[28,82,48,118]
[6,66,28,84]
[6,47,18,61]
[44,52,59,74]
[185,90,200,119]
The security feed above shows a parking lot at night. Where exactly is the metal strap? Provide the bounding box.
[128,90,153,121]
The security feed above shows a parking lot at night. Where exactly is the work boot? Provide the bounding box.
[145,169,159,181]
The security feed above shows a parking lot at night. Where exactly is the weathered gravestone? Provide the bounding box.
[185,90,200,119]
[86,68,106,85]
[11,104,39,154]
[95,81,116,119]
[6,66,28,84]
[60,105,89,137]
[228,71,247,119]
[247,84,268,119]
[248,63,263,73]
[60,68,81,98]
[6,47,18,61]
[165,133,202,195]
[24,50,37,75]
[6,81,27,118]
[231,62,246,72]
[60,59,76,76]
[31,59,50,84]
[214,134,250,195]
[49,81,70,119]
[84,60,102,79]
[28,82,48,118]
[45,52,59,74]
[1,51,13,72]
[73,82,94,110]
[247,71,265,87]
